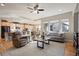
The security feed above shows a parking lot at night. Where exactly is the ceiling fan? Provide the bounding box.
[27,4,44,14]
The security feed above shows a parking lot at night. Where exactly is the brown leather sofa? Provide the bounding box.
[12,32,27,48]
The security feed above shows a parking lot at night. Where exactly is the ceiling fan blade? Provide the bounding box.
[34,4,39,10]
[38,9,44,11]
[27,7,33,10]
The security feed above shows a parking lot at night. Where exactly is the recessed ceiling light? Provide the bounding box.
[1,3,5,6]
[58,9,62,11]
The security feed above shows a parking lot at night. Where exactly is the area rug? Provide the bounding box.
[2,41,65,56]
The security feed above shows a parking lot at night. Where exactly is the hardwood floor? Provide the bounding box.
[0,39,76,56]
[64,40,76,56]
[0,39,13,54]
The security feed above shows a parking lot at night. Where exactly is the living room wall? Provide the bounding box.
[78,4,79,32]
[0,19,1,39]
[39,11,74,41]
[74,3,79,33]
[76,3,79,32]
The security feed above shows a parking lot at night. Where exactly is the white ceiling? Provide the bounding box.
[0,3,76,24]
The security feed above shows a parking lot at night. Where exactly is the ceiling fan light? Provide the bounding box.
[37,11,39,14]
[58,9,62,11]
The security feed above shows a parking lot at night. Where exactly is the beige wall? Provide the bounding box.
[39,12,74,41]
[0,20,1,39]
[77,4,79,32]
[78,4,79,32]
[74,3,79,32]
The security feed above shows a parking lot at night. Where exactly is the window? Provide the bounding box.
[43,19,69,33]
[62,19,69,32]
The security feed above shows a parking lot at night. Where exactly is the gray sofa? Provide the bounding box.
[45,33,65,43]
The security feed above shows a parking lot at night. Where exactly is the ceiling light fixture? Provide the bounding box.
[1,3,5,6]
[58,9,62,12]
